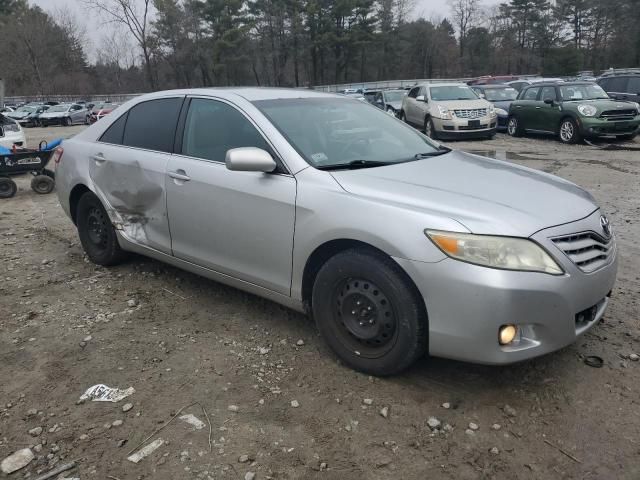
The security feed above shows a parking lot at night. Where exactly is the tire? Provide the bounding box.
[76,191,127,266]
[424,117,438,139]
[85,115,91,125]
[62,117,71,127]
[559,117,581,144]
[42,121,48,127]
[386,107,396,117]
[30,175,55,194]
[0,177,17,198]
[507,116,523,137]
[311,248,428,376]
[399,110,407,123]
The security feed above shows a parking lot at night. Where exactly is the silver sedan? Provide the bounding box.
[55,88,617,375]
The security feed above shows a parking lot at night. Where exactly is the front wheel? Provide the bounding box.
[312,249,428,376]
[399,110,407,123]
[559,118,581,144]
[76,192,127,266]
[30,175,55,194]
[424,118,438,139]
[62,117,72,127]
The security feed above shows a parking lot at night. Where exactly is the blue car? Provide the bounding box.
[471,85,519,131]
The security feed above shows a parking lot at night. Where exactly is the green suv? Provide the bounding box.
[507,82,640,143]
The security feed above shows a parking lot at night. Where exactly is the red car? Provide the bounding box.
[87,103,118,124]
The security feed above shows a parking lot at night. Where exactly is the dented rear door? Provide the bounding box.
[89,97,185,254]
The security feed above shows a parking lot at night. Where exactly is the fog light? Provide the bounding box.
[499,325,518,345]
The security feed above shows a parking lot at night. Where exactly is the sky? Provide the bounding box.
[30,0,503,61]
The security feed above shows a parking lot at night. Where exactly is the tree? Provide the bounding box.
[81,0,157,90]
[449,0,480,59]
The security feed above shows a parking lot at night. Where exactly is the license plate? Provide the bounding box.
[614,123,629,131]
[468,120,481,128]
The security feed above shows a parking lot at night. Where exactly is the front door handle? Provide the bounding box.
[91,153,106,163]
[535,106,542,109]
[168,170,191,182]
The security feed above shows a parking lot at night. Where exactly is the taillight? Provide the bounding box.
[52,147,64,165]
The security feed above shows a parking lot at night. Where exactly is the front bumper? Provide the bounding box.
[0,132,26,148]
[394,210,618,364]
[432,115,497,139]
[40,117,64,125]
[578,116,640,137]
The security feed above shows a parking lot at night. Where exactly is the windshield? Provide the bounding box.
[48,105,70,112]
[253,97,441,169]
[430,85,478,101]
[483,87,518,102]
[560,85,609,101]
[17,106,36,113]
[384,91,405,102]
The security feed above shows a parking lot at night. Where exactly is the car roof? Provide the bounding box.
[139,87,343,102]
[420,82,468,88]
[473,84,517,89]
[523,81,594,88]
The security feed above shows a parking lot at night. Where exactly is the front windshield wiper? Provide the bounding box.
[415,147,451,159]
[315,160,394,171]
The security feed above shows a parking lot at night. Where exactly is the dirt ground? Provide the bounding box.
[1,124,639,480]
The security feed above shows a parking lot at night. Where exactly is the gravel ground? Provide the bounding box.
[1,125,639,479]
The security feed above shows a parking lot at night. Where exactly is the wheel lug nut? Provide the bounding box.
[369,319,374,324]
[367,306,372,311]
[351,310,356,315]
[356,301,361,306]
[359,321,364,326]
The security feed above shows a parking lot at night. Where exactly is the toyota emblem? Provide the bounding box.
[600,215,611,237]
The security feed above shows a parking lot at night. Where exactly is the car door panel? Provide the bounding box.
[165,97,297,295]
[166,158,296,294]
[535,87,559,132]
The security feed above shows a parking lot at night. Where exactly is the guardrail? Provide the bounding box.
[2,93,142,106]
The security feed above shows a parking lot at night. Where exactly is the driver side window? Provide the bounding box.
[181,98,270,163]
[408,87,419,99]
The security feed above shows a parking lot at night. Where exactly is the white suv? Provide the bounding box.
[400,83,497,140]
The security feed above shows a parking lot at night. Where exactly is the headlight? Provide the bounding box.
[489,105,496,116]
[633,102,640,115]
[577,104,597,117]
[3,123,20,132]
[495,108,508,116]
[425,230,563,275]
[436,105,452,119]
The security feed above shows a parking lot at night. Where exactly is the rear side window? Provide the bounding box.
[523,87,540,100]
[408,87,419,98]
[99,113,128,145]
[627,77,640,94]
[122,98,183,153]
[181,98,269,162]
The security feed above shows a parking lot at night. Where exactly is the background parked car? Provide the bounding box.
[471,85,519,131]
[1,106,15,114]
[87,103,118,124]
[39,103,88,126]
[507,81,640,143]
[22,104,50,127]
[363,89,381,104]
[372,89,406,116]
[0,114,26,148]
[506,78,565,92]
[400,82,496,139]
[5,105,38,124]
[598,71,640,103]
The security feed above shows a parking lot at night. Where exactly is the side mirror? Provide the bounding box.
[225,147,276,173]
[416,95,426,102]
[478,93,486,99]
[544,98,555,105]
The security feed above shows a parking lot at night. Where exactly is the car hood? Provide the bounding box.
[434,99,491,110]
[565,99,639,111]
[7,111,30,119]
[490,100,513,112]
[331,151,597,237]
[40,111,67,118]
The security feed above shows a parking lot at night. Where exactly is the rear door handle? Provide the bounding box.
[91,153,106,163]
[168,170,191,182]
[535,106,541,109]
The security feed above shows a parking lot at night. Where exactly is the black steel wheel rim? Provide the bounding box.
[86,207,109,248]
[331,278,398,358]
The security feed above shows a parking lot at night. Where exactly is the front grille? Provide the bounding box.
[454,108,487,119]
[599,109,637,120]
[458,124,488,130]
[551,231,614,273]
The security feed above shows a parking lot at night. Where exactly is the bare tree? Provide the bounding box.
[449,0,480,58]
[81,0,156,89]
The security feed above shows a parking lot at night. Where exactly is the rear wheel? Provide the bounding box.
[507,116,523,137]
[62,117,72,127]
[559,117,581,144]
[30,175,55,194]
[0,177,17,198]
[312,249,428,376]
[76,192,126,266]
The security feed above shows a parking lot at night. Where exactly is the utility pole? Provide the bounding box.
[0,78,4,108]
